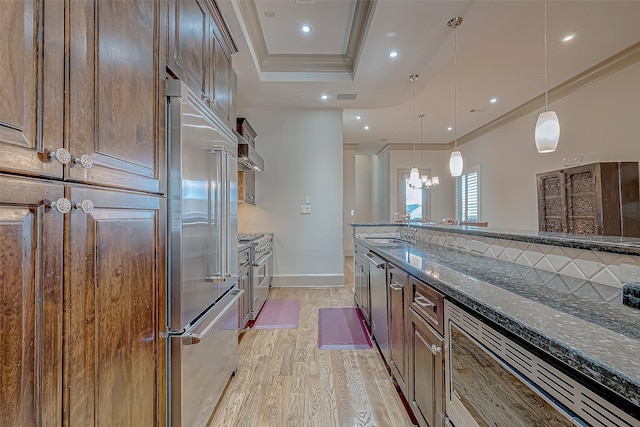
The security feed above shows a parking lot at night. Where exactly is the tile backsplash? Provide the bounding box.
[415,228,640,298]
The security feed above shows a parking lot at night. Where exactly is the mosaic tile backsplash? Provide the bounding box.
[353,224,640,304]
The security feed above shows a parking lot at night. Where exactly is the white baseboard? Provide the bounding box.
[272,274,345,288]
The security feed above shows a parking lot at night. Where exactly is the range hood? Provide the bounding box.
[236,131,264,171]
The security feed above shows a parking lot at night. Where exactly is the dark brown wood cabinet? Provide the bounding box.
[0,175,64,427]
[0,0,64,179]
[408,277,445,427]
[68,0,165,194]
[410,309,445,427]
[64,185,165,426]
[169,0,237,126]
[537,162,640,236]
[388,264,409,395]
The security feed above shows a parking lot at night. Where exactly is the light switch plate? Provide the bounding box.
[300,205,311,215]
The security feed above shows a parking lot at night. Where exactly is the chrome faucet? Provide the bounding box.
[393,212,411,223]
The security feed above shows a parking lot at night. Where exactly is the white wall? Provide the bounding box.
[389,149,455,223]
[343,146,356,256]
[372,148,391,222]
[355,154,372,223]
[238,107,345,287]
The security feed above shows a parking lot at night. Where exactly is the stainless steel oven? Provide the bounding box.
[250,234,272,319]
[444,301,637,427]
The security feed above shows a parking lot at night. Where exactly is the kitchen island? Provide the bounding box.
[353,223,640,426]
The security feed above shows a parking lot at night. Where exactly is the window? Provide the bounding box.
[397,169,431,221]
[456,166,480,222]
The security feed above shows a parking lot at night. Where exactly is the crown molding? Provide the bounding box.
[233,0,376,79]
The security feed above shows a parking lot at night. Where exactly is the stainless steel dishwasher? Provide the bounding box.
[367,252,389,364]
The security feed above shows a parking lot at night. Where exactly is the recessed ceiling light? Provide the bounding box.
[301,25,312,34]
[447,127,453,131]
[561,33,576,43]
[388,50,400,59]
[490,98,498,104]
[320,94,328,100]
[364,126,370,130]
[356,115,362,120]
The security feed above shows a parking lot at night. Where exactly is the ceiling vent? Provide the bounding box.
[263,10,276,18]
[295,0,316,4]
[337,93,357,100]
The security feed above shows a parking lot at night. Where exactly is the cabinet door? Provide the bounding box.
[65,185,165,426]
[0,175,63,426]
[68,0,164,194]
[565,164,601,235]
[0,0,64,179]
[410,310,444,427]
[238,268,250,329]
[212,35,231,122]
[168,0,208,97]
[388,265,408,394]
[537,171,567,233]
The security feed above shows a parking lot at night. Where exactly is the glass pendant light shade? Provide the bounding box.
[409,167,421,188]
[535,110,560,153]
[449,151,463,177]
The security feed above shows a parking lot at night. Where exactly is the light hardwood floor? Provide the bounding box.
[208,285,414,427]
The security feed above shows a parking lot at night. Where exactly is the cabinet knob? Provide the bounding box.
[74,154,94,169]
[74,200,94,214]
[430,344,442,355]
[48,148,71,165]
[49,198,72,214]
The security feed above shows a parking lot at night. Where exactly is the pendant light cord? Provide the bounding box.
[412,77,417,153]
[544,0,549,112]
[453,23,458,150]
[420,114,424,169]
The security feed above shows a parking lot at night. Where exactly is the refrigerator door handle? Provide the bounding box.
[181,288,244,345]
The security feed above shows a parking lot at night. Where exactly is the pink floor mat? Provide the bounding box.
[253,299,300,329]
[318,308,373,350]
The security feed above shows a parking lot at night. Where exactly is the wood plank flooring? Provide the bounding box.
[208,286,414,427]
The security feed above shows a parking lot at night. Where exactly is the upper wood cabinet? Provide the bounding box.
[67,0,165,194]
[0,175,64,427]
[537,162,640,237]
[168,0,237,126]
[0,0,64,179]
[168,0,208,96]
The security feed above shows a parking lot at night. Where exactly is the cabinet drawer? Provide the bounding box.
[410,277,444,335]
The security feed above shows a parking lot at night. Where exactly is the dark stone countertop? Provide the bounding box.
[350,222,640,256]
[356,237,640,409]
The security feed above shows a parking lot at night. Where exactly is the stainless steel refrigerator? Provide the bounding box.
[166,80,241,427]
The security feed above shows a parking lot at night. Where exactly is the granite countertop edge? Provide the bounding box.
[356,237,640,408]
[350,222,640,256]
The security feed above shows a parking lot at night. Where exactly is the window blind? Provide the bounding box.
[456,169,479,221]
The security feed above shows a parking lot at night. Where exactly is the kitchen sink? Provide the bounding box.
[364,237,411,248]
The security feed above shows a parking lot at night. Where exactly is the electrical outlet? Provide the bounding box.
[620,263,640,282]
[300,205,311,215]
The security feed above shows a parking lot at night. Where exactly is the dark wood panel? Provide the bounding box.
[68,0,163,194]
[0,175,63,426]
[65,185,164,426]
[410,310,444,427]
[212,35,230,122]
[537,171,567,233]
[450,325,574,426]
[168,0,207,95]
[620,162,640,237]
[0,0,64,179]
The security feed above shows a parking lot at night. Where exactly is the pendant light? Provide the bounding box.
[448,17,464,177]
[535,0,560,153]
[408,74,422,189]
